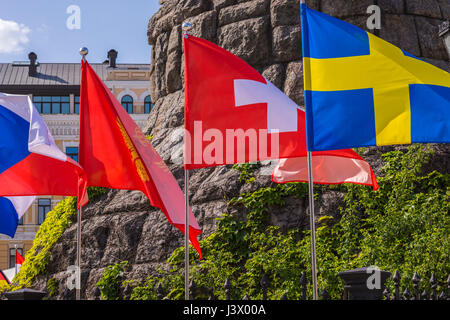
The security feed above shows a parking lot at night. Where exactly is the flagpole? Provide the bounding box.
[14,244,17,276]
[76,47,88,301]
[306,151,318,300]
[182,22,192,301]
[300,0,318,300]
[184,169,190,300]
[76,206,82,300]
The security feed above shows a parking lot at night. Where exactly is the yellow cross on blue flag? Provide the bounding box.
[300,3,450,152]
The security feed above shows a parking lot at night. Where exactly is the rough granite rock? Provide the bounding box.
[262,63,286,89]
[218,16,271,66]
[218,0,269,26]
[379,14,421,57]
[377,0,404,14]
[272,25,302,62]
[414,16,449,60]
[34,0,449,299]
[406,0,442,19]
[321,0,376,18]
[284,61,304,106]
[270,0,301,27]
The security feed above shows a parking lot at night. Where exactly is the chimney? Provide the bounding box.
[28,52,37,76]
[107,49,118,68]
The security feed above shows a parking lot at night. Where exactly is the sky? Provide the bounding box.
[0,0,160,64]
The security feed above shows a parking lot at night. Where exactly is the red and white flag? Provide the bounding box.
[79,60,202,258]
[272,154,378,189]
[184,35,378,189]
[15,248,24,267]
[14,248,25,275]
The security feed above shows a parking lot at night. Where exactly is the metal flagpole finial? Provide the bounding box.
[182,22,192,38]
[79,47,89,61]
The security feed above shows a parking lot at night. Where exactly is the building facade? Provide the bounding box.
[0,51,152,270]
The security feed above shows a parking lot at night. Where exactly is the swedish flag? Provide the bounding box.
[301,4,450,152]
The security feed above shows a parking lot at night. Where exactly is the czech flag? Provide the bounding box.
[0,93,88,238]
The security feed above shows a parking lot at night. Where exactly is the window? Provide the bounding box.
[9,248,23,268]
[66,147,79,162]
[144,95,153,114]
[33,96,70,114]
[38,198,51,225]
[75,96,80,114]
[121,95,133,114]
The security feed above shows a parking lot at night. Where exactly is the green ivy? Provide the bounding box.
[12,197,78,289]
[96,261,129,300]
[87,187,109,200]
[46,277,58,297]
[129,182,310,300]
[128,144,449,300]
[232,162,260,183]
[11,187,109,291]
[9,144,448,300]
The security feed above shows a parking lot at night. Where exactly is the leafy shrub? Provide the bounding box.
[96,261,129,300]
[129,144,449,300]
[12,197,78,289]
[87,187,109,200]
[46,277,58,297]
[0,280,10,294]
[11,187,109,291]
[232,162,260,183]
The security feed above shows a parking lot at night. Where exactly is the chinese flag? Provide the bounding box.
[79,60,202,258]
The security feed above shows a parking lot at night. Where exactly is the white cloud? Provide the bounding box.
[0,18,31,54]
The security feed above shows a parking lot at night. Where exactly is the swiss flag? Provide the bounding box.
[79,60,202,258]
[184,35,305,169]
[184,35,378,190]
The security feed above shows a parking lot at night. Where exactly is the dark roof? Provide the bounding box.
[0,63,149,87]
